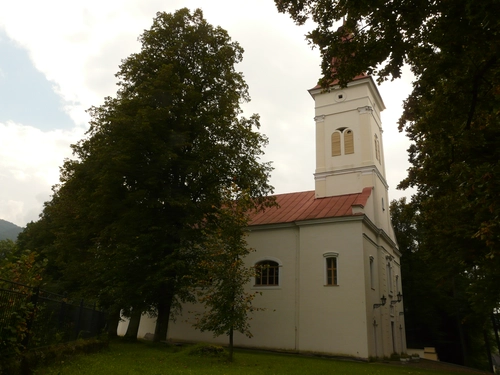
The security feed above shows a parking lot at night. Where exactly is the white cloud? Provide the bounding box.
[0,121,85,225]
[0,199,25,228]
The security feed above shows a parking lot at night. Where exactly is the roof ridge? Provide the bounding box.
[249,188,373,226]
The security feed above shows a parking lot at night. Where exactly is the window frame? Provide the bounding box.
[331,131,341,156]
[323,252,339,286]
[344,129,354,154]
[254,260,280,287]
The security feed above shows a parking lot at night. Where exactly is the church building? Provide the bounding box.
[119,73,406,359]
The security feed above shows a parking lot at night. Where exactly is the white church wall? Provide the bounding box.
[118,213,404,359]
[297,219,370,357]
[165,225,300,351]
[243,225,299,350]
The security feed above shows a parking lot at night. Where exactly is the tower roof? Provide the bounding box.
[311,71,368,90]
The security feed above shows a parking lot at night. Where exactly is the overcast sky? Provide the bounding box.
[0,0,415,228]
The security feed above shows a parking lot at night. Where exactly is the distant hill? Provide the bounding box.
[0,219,23,241]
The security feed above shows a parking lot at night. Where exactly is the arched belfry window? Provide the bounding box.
[344,129,354,154]
[331,128,354,156]
[255,260,279,286]
[331,132,341,156]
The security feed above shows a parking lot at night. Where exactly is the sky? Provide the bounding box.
[0,0,415,228]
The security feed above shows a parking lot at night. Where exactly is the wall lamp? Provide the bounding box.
[373,295,387,309]
[391,292,403,305]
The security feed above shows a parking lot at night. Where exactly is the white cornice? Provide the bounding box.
[314,165,389,190]
[312,100,383,130]
[308,76,386,111]
[357,106,373,114]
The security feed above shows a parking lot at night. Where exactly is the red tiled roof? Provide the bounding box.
[249,187,372,226]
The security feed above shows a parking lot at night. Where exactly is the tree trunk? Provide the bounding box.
[124,308,142,340]
[483,329,494,373]
[106,309,122,338]
[229,326,234,362]
[492,314,500,355]
[453,278,467,366]
[154,290,174,342]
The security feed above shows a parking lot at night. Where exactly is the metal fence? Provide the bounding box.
[0,278,107,358]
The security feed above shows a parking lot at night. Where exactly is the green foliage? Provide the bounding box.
[187,343,226,358]
[191,187,274,360]
[390,198,494,369]
[0,239,16,263]
[0,250,46,285]
[0,337,109,375]
[0,250,46,365]
[18,8,274,342]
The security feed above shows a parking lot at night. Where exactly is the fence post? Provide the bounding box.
[21,286,39,349]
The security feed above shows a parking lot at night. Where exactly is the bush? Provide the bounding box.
[0,337,109,375]
[188,343,227,358]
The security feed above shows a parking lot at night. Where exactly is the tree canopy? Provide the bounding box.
[19,8,274,342]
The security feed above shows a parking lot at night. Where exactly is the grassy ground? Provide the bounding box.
[34,339,488,375]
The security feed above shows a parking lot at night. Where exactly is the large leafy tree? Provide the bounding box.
[390,199,490,368]
[20,8,273,342]
[275,0,500,367]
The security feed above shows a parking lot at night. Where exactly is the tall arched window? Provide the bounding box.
[331,132,341,156]
[255,260,279,286]
[344,129,354,154]
[324,252,339,286]
[374,135,381,162]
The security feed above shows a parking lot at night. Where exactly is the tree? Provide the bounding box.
[276,1,500,368]
[390,198,490,367]
[0,239,16,263]
[192,186,270,361]
[20,8,274,342]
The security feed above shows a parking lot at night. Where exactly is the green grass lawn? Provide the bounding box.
[34,340,485,375]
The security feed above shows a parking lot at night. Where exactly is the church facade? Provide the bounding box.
[119,74,406,359]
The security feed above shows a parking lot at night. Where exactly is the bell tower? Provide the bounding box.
[309,75,394,232]
[309,75,388,199]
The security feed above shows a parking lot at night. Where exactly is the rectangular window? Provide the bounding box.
[326,257,338,286]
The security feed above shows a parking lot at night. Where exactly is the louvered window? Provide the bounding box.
[331,132,341,156]
[344,129,354,154]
